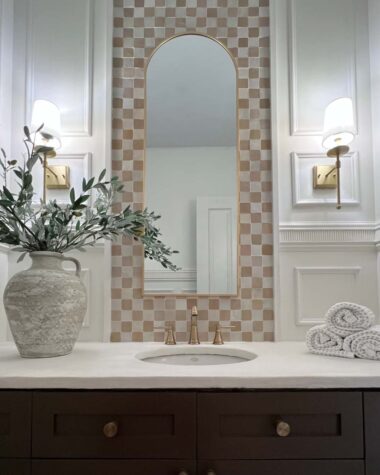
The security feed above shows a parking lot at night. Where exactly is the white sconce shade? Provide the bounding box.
[322,97,355,150]
[31,99,62,149]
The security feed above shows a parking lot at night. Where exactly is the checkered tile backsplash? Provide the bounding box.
[111,0,273,343]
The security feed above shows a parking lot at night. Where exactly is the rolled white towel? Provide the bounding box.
[343,325,380,361]
[306,324,354,358]
[325,302,375,337]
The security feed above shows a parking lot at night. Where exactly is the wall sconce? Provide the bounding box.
[30,99,67,202]
[314,97,355,209]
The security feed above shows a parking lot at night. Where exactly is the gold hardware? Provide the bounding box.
[212,322,234,345]
[313,165,337,189]
[178,471,189,475]
[207,470,217,475]
[156,322,176,345]
[46,165,70,189]
[38,134,59,203]
[276,419,291,437]
[189,306,200,345]
[314,145,350,209]
[326,145,349,209]
[165,322,176,345]
[103,421,118,438]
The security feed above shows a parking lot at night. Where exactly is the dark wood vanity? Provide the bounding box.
[0,389,378,474]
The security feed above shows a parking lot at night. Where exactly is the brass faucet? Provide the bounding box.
[164,322,176,345]
[188,306,200,344]
[155,322,176,345]
[213,322,236,345]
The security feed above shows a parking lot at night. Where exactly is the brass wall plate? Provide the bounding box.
[46,165,70,189]
[313,165,337,189]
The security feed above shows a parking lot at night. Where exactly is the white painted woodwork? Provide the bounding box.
[32,153,92,205]
[0,0,113,342]
[368,1,380,316]
[0,0,13,160]
[271,0,374,225]
[278,249,378,341]
[196,197,237,294]
[271,0,379,340]
[291,152,360,206]
[25,0,93,136]
[294,266,362,326]
[1,0,380,342]
[289,0,357,136]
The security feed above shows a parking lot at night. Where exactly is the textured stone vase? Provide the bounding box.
[3,251,87,358]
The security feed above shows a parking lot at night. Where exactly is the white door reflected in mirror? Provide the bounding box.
[144,34,238,296]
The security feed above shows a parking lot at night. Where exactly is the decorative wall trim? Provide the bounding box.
[279,222,378,250]
[295,266,361,325]
[31,153,92,205]
[25,0,94,137]
[280,222,376,245]
[0,0,13,158]
[291,152,360,206]
[288,0,358,136]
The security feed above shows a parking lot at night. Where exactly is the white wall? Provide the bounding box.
[0,0,113,341]
[368,0,380,316]
[0,0,13,159]
[0,0,14,340]
[271,0,380,340]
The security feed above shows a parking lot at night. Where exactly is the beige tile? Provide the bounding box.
[112,0,273,342]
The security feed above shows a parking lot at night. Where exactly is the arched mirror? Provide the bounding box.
[144,34,238,295]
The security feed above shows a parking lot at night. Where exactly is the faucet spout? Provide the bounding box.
[188,306,200,345]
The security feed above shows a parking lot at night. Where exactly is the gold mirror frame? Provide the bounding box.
[142,32,240,298]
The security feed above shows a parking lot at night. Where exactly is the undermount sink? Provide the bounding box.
[136,346,257,366]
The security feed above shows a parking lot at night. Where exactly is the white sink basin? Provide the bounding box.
[136,346,257,366]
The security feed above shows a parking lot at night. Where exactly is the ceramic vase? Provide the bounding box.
[3,251,87,358]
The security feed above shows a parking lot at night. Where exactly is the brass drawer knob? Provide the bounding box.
[276,420,291,437]
[103,421,118,438]
[207,471,217,475]
[178,472,189,475]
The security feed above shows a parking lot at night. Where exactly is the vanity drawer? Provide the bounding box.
[32,391,196,459]
[32,460,196,475]
[198,392,363,460]
[198,460,365,475]
[0,460,31,475]
[0,391,32,458]
[364,392,380,475]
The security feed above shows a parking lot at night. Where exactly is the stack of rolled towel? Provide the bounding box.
[306,302,380,361]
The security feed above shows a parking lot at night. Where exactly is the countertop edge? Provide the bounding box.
[1,376,380,390]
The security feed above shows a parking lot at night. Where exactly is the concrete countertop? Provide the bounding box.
[0,341,379,389]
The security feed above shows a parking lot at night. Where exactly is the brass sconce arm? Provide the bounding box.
[326,144,349,210]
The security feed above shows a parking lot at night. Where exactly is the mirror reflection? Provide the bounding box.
[144,34,238,295]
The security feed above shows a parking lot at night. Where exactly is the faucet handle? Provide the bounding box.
[165,322,176,345]
[212,322,236,345]
[155,322,176,345]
